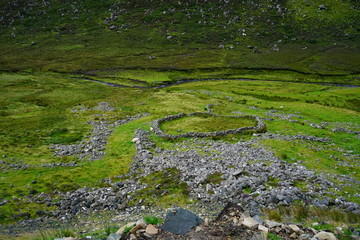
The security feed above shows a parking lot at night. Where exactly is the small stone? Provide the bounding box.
[146,224,159,235]
[258,225,269,233]
[314,231,337,240]
[143,233,153,238]
[195,226,203,232]
[204,217,209,226]
[242,217,259,229]
[290,232,297,238]
[106,233,121,240]
[266,220,281,228]
[299,234,314,240]
[289,224,301,233]
[129,233,137,240]
[253,215,264,225]
[136,219,147,228]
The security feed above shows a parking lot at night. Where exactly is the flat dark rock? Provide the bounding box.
[160,208,204,235]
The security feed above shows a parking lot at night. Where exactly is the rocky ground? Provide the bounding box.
[1,102,359,239]
[51,203,346,240]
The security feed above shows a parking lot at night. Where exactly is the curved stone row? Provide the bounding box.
[151,112,266,140]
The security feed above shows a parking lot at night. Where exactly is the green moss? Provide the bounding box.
[202,171,224,185]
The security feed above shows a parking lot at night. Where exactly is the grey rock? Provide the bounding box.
[161,208,203,235]
[107,233,121,240]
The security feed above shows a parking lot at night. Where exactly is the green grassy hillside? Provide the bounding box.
[0,0,359,75]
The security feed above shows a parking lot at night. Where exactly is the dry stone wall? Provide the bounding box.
[152,112,266,140]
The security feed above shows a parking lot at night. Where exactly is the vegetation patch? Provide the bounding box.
[202,171,224,185]
[130,168,191,207]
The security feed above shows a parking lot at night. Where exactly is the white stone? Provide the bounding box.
[195,226,203,232]
[131,138,139,143]
[266,220,281,228]
[258,224,269,233]
[314,231,337,240]
[289,224,301,233]
[290,232,297,239]
[204,217,210,226]
[242,217,259,228]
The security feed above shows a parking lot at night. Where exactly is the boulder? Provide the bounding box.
[314,231,337,240]
[161,208,203,235]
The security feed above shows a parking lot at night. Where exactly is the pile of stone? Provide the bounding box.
[53,203,343,240]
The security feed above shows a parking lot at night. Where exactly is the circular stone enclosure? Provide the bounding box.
[152,112,266,140]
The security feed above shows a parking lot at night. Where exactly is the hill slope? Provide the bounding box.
[0,0,359,74]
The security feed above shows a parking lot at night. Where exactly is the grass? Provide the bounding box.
[161,115,257,135]
[143,215,163,225]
